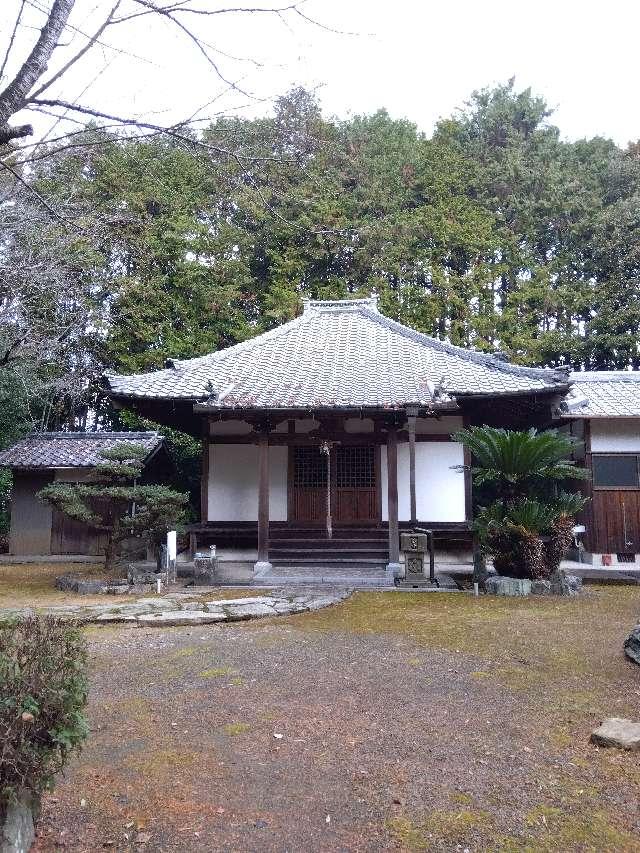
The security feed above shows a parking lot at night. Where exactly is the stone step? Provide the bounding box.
[271,558,388,569]
[259,573,392,586]
[270,547,388,558]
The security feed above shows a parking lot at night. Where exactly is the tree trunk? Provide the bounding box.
[0,0,75,132]
[103,516,120,575]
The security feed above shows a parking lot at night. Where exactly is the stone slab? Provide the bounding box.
[591,717,640,751]
[223,603,277,620]
[136,611,227,627]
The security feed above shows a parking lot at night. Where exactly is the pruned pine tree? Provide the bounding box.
[38,442,188,573]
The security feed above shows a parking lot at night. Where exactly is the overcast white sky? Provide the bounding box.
[3,0,639,146]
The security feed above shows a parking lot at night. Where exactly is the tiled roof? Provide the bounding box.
[105,298,568,411]
[0,432,163,469]
[566,372,640,417]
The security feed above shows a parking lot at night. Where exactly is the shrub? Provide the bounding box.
[0,617,88,817]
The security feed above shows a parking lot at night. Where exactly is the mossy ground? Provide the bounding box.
[0,561,137,607]
[32,586,640,852]
[0,561,262,609]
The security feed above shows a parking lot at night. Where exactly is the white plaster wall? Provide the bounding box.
[207,444,287,521]
[381,442,466,522]
[590,419,640,452]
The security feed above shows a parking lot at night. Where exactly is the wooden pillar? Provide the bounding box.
[255,429,271,573]
[200,419,210,523]
[407,407,418,526]
[386,426,400,578]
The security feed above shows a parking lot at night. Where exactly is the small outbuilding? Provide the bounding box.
[561,372,640,566]
[0,431,166,558]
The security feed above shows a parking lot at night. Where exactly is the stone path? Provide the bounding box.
[0,588,351,627]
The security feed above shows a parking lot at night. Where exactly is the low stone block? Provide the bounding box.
[591,717,640,750]
[1,789,38,853]
[550,570,582,596]
[624,625,640,665]
[531,579,552,595]
[485,576,532,597]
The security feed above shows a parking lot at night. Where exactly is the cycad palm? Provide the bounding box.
[454,426,586,502]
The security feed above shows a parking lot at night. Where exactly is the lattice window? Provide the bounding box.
[337,446,375,488]
[293,446,327,487]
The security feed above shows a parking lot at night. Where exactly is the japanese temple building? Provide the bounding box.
[105,297,571,577]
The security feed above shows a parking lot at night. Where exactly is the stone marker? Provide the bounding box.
[590,717,640,751]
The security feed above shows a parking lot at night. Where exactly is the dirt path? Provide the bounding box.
[33,588,640,851]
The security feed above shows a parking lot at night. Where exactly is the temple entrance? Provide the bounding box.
[289,445,380,524]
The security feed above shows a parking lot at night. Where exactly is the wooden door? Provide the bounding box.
[289,444,379,524]
[335,445,379,523]
[290,446,327,523]
[590,492,640,554]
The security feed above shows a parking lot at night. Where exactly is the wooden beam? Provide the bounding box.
[463,444,472,522]
[407,410,417,525]
[200,418,210,523]
[386,426,400,576]
[206,432,455,446]
[255,429,271,572]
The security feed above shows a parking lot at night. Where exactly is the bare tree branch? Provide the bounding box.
[0,0,28,83]
[28,97,297,163]
[29,1,122,100]
[0,158,82,229]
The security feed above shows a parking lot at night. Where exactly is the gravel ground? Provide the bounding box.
[32,587,640,852]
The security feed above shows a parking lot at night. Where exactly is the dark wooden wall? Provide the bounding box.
[9,472,54,555]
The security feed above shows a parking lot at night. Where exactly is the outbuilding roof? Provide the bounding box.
[566,372,640,418]
[0,432,163,470]
[105,298,568,411]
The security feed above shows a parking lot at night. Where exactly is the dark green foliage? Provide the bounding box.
[38,442,188,572]
[5,82,640,440]
[0,617,88,815]
[115,411,201,518]
[455,427,587,578]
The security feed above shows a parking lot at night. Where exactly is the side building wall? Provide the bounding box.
[9,472,54,555]
[581,417,640,563]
